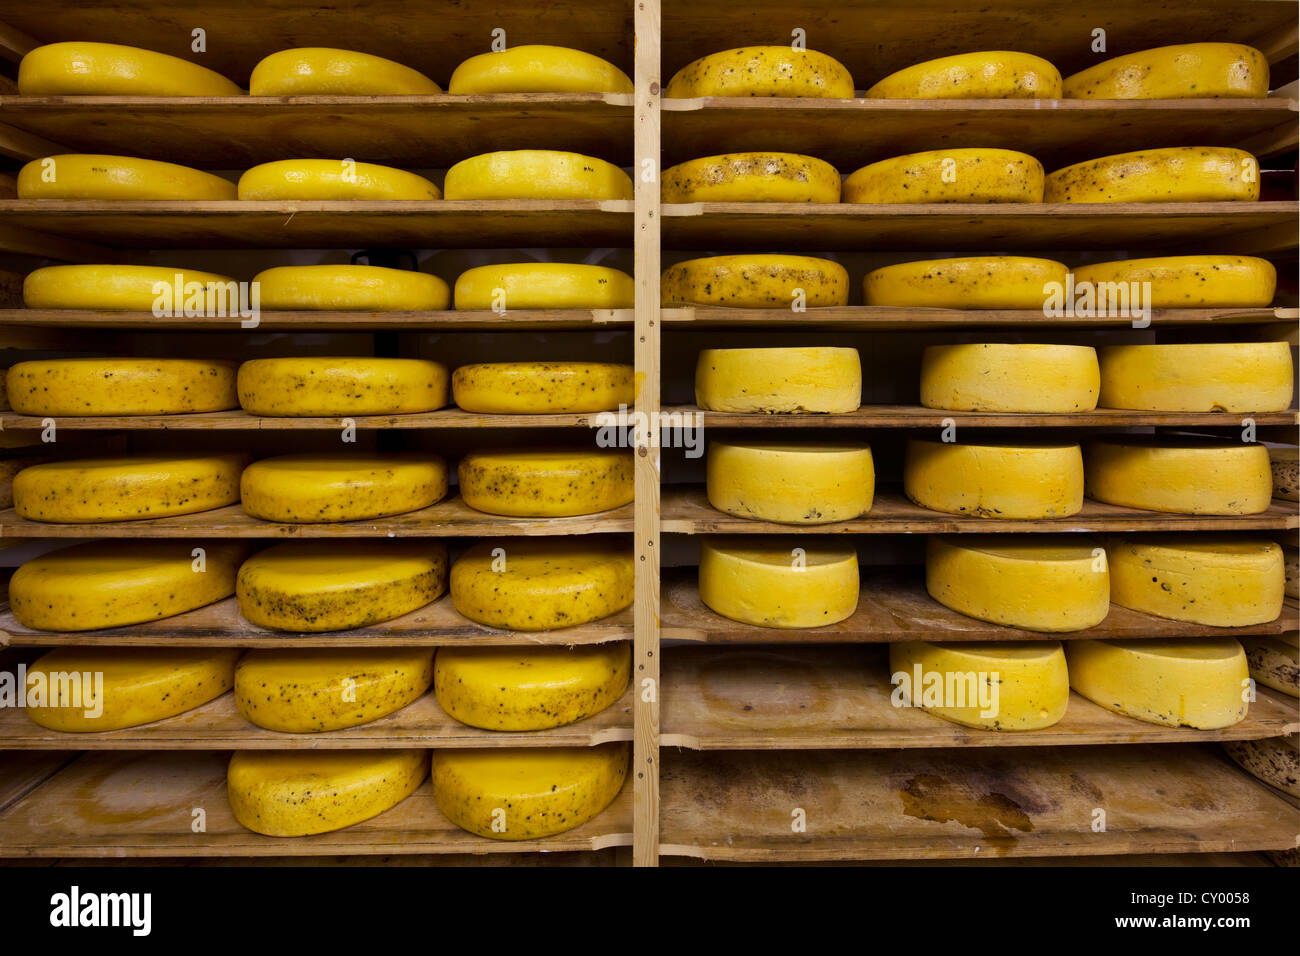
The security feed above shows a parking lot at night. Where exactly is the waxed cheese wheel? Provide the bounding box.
[1097,343,1293,412]
[706,440,874,523]
[1063,43,1269,99]
[250,48,441,95]
[866,51,1062,98]
[237,357,449,416]
[1072,256,1276,308]
[443,150,633,200]
[18,154,236,200]
[1085,438,1272,515]
[844,148,1044,203]
[666,47,853,98]
[920,344,1100,412]
[662,153,841,203]
[905,439,1084,518]
[1045,147,1260,203]
[23,264,241,311]
[19,41,243,96]
[452,362,633,414]
[240,454,448,522]
[6,358,238,416]
[699,536,859,628]
[662,254,849,308]
[449,45,631,94]
[453,263,633,310]
[238,159,440,200]
[695,347,861,413]
[863,256,1068,309]
[457,447,632,517]
[252,265,450,311]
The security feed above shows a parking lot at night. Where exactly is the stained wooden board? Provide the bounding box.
[0,751,75,812]
[0,408,619,431]
[659,570,1300,644]
[663,486,1300,534]
[0,308,633,331]
[0,750,633,858]
[658,744,1300,861]
[661,645,1300,750]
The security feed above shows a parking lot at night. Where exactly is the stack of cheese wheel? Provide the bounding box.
[695,347,861,413]
[864,256,1067,309]
[1085,437,1272,515]
[238,159,440,200]
[698,536,859,628]
[237,357,450,416]
[904,439,1084,518]
[665,46,853,98]
[663,153,840,203]
[1045,147,1260,203]
[662,255,849,308]
[254,265,450,311]
[457,446,632,516]
[449,45,632,93]
[706,439,874,523]
[1097,342,1293,412]
[844,148,1044,203]
[240,454,447,522]
[18,154,236,200]
[23,264,243,311]
[865,51,1063,98]
[5,358,238,416]
[444,150,632,200]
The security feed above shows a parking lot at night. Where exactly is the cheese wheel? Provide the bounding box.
[1085,438,1272,515]
[921,344,1100,412]
[10,540,246,631]
[1223,736,1299,798]
[434,643,630,730]
[453,263,633,310]
[1044,147,1260,203]
[250,48,441,95]
[252,265,450,311]
[699,536,859,628]
[665,46,853,98]
[17,154,236,200]
[863,256,1068,309]
[443,150,632,200]
[888,641,1070,730]
[24,647,239,732]
[1243,637,1299,697]
[1066,639,1249,729]
[457,448,632,517]
[706,440,875,524]
[6,358,238,416]
[1108,536,1284,627]
[22,264,242,311]
[867,51,1062,98]
[451,362,633,414]
[904,439,1084,518]
[235,648,435,731]
[237,540,449,631]
[1098,342,1293,412]
[237,159,439,200]
[18,42,243,96]
[240,455,447,522]
[844,148,1044,204]
[926,535,1109,631]
[695,347,861,413]
[662,255,848,308]
[1284,546,1299,600]
[450,538,633,630]
[236,357,449,416]
[1072,255,1277,308]
[1271,447,1299,502]
[13,454,244,523]
[1063,43,1269,99]
[449,45,631,94]
[432,744,626,839]
[228,750,425,837]
[662,152,840,203]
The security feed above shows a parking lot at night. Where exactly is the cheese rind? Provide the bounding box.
[866,51,1063,98]
[863,256,1068,309]
[451,362,633,414]
[449,45,631,94]
[250,47,441,95]
[1222,735,1299,797]
[661,255,849,307]
[706,440,875,524]
[695,347,861,413]
[1045,147,1260,203]
[6,358,239,416]
[905,440,1084,518]
[253,265,450,311]
[432,745,626,839]
[1098,343,1293,412]
[457,448,632,517]
[699,536,859,628]
[443,150,633,200]
[237,357,449,416]
[1063,43,1269,99]
[1270,448,1298,502]
[240,455,448,522]
[17,154,236,200]
[1072,255,1276,308]
[22,264,242,311]
[666,47,853,98]
[921,344,1100,412]
[844,148,1044,203]
[1066,638,1250,729]
[1242,637,1299,697]
[1085,438,1272,515]
[19,41,243,96]
[454,263,633,310]
[237,159,439,200]
[662,153,841,203]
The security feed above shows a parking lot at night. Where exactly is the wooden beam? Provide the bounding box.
[0,122,64,163]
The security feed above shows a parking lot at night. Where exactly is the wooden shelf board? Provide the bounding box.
[661,644,1300,750]
[0,751,632,857]
[0,308,633,331]
[659,744,1300,861]
[0,408,617,431]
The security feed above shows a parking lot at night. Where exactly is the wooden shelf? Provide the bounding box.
[659,744,1299,861]
[0,751,633,858]
[0,408,619,431]
[662,486,1300,534]
[0,308,632,331]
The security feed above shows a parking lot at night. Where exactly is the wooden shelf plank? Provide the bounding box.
[661,644,1300,750]
[0,308,633,331]
[659,744,1299,861]
[0,751,632,857]
[0,408,618,431]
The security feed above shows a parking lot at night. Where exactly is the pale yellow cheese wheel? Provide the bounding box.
[698,536,859,628]
[1045,147,1260,203]
[6,358,239,416]
[1097,343,1293,412]
[236,357,450,416]
[844,148,1044,203]
[904,440,1084,518]
[1085,438,1272,515]
[863,256,1068,309]
[695,347,861,413]
[240,454,448,522]
[662,254,849,308]
[451,362,633,414]
[662,152,841,203]
[1072,255,1277,308]
[1063,43,1269,99]
[920,344,1100,412]
[706,440,874,524]
[866,51,1062,99]
[666,47,853,98]
[457,448,632,517]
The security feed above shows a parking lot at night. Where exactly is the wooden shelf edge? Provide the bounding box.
[0,308,634,330]
[661,306,1300,329]
[661,96,1299,113]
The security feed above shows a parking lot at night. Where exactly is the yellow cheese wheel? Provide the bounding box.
[920,344,1100,412]
[699,536,859,628]
[453,263,633,309]
[17,154,236,200]
[926,535,1110,631]
[250,47,441,95]
[450,538,634,630]
[235,648,435,731]
[432,744,626,839]
[451,362,633,414]
[1085,438,1272,515]
[661,254,849,308]
[236,357,449,416]
[1271,447,1299,502]
[1072,255,1277,308]
[19,42,242,95]
[13,454,244,523]
[449,45,631,94]
[24,647,239,732]
[1108,535,1284,627]
[240,454,448,523]
[457,447,632,517]
[6,358,238,416]
[663,152,840,203]
[237,159,439,200]
[904,439,1084,518]
[1063,43,1269,99]
[228,750,426,836]
[434,643,630,730]
[236,540,449,631]
[443,150,632,200]
[863,256,1068,309]
[22,264,242,311]
[695,347,861,413]
[1045,147,1260,203]
[252,265,450,311]
[866,51,1062,98]
[9,540,246,631]
[1097,342,1293,412]
[1066,638,1249,729]
[844,148,1044,203]
[665,46,853,98]
[888,641,1070,730]
[706,440,875,523]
